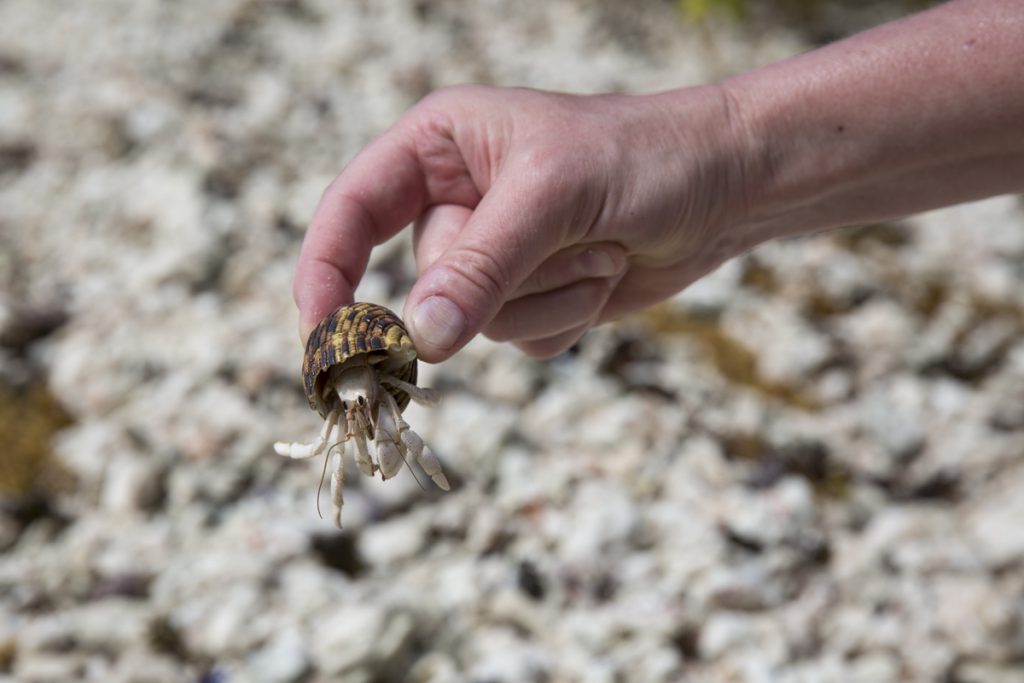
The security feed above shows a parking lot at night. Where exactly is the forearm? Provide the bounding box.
[719,0,1024,246]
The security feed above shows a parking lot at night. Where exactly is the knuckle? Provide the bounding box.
[446,243,513,302]
[318,173,344,205]
[414,84,488,119]
[520,144,574,193]
[514,144,597,241]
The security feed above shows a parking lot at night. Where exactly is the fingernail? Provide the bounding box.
[412,296,465,351]
[578,248,620,278]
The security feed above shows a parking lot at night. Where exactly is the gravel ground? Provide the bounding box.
[2,1,1024,682]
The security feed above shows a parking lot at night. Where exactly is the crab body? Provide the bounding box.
[274,303,449,527]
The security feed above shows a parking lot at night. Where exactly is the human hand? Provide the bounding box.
[294,84,754,361]
[294,2,1024,363]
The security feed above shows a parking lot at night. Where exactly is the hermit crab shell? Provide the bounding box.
[302,303,418,417]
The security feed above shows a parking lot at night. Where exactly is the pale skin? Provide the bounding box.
[294,0,1024,362]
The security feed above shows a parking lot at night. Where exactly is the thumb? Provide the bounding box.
[404,175,570,362]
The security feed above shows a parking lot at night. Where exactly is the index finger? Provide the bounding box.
[293,129,430,341]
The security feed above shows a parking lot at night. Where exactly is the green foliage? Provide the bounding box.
[680,0,747,22]
[679,0,932,23]
[680,0,822,22]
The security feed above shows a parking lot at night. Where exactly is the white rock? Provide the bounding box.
[858,376,926,461]
[554,480,640,567]
[835,299,916,378]
[101,454,164,513]
[700,613,759,660]
[311,604,416,677]
[17,600,150,657]
[723,299,832,385]
[847,652,900,683]
[310,604,386,674]
[613,642,682,683]
[185,582,270,656]
[965,465,1024,568]
[933,575,1018,658]
[109,648,184,683]
[13,654,84,683]
[835,506,978,578]
[466,628,550,683]
[358,513,427,567]
[952,661,1024,683]
[248,627,310,683]
[672,259,743,312]
[478,351,540,404]
[716,477,818,548]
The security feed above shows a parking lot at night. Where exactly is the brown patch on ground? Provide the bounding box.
[0,383,75,500]
[640,304,819,411]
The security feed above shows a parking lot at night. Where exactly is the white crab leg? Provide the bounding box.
[354,437,375,477]
[376,441,403,481]
[380,375,441,406]
[417,446,450,491]
[380,391,450,490]
[329,416,346,445]
[347,411,376,476]
[274,409,339,459]
[331,448,345,528]
[373,407,405,480]
[380,389,412,433]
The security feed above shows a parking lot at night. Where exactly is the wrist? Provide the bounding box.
[715,74,850,247]
[716,0,1024,245]
[642,84,769,265]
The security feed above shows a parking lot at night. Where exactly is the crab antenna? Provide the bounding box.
[317,439,344,519]
[401,447,427,491]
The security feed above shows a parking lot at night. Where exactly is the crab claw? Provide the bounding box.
[371,406,401,479]
[417,445,450,491]
[398,429,450,490]
[376,439,403,480]
[398,427,422,456]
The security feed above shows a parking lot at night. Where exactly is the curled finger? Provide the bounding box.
[511,242,627,298]
[483,277,614,343]
[514,323,592,359]
[412,203,474,274]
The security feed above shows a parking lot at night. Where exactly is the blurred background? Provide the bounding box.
[2,1,1024,682]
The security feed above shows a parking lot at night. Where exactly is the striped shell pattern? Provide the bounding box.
[302,303,418,417]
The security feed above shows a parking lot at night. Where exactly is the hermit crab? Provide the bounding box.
[274,303,449,527]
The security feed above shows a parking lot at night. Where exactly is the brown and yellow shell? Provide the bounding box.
[302,303,418,417]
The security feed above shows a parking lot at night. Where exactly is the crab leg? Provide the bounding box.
[373,406,405,480]
[353,434,375,477]
[380,391,450,491]
[274,408,340,459]
[331,448,345,528]
[346,410,376,477]
[380,375,441,406]
[415,444,450,491]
